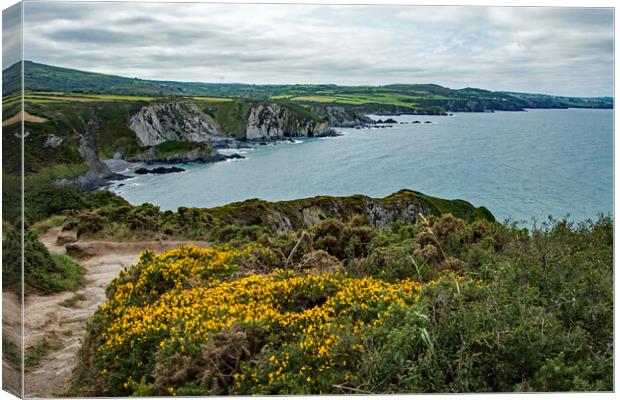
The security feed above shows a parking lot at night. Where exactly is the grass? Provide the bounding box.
[202,100,253,138]
[290,95,339,103]
[28,92,156,102]
[3,97,69,107]
[2,92,156,107]
[191,96,234,103]
[31,215,66,236]
[50,254,86,292]
[59,292,87,308]
[25,340,60,371]
[77,93,156,102]
[2,336,21,369]
[270,91,423,109]
[25,163,89,185]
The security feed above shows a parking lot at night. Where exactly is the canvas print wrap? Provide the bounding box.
[1,1,614,398]
[3,2,24,398]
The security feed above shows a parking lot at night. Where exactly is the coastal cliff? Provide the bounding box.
[15,98,373,191]
[65,189,494,240]
[245,103,332,139]
[128,101,338,145]
[128,102,220,146]
[309,105,375,127]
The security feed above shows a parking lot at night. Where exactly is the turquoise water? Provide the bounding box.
[110,109,613,223]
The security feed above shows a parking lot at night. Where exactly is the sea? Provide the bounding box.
[109,108,613,224]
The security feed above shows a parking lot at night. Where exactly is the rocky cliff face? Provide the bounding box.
[206,189,495,235]
[309,105,375,127]
[61,120,127,190]
[245,103,332,140]
[128,102,220,146]
[128,101,334,145]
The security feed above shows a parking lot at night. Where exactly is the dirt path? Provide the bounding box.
[18,228,210,397]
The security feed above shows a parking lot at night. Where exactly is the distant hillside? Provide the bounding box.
[2,61,613,113]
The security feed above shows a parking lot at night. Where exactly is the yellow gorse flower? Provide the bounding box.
[95,244,429,393]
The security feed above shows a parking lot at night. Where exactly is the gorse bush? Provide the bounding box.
[72,244,428,396]
[70,214,613,395]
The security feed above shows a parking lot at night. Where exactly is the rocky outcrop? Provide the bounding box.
[62,121,127,190]
[206,189,495,234]
[128,143,213,163]
[309,105,375,127]
[128,143,244,164]
[128,101,336,145]
[43,134,64,148]
[245,103,332,140]
[128,102,220,146]
[135,166,186,175]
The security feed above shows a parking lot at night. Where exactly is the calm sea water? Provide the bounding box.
[110,109,613,223]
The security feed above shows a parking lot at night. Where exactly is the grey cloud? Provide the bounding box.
[47,28,129,44]
[19,3,614,96]
[3,2,22,69]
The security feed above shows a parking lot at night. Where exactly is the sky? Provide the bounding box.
[3,2,615,96]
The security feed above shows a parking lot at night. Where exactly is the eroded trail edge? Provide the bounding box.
[21,228,210,397]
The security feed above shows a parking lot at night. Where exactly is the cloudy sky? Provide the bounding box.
[4,2,615,96]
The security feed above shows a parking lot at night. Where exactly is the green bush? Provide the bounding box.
[2,227,85,294]
[69,215,613,394]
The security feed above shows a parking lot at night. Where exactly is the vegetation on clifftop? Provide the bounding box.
[61,189,494,242]
[68,213,613,395]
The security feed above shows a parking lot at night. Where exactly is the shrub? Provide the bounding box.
[2,227,84,294]
[69,215,613,394]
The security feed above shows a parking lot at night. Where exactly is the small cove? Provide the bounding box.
[110,108,613,223]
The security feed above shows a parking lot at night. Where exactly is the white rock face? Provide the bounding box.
[43,134,64,148]
[128,102,220,146]
[246,103,331,140]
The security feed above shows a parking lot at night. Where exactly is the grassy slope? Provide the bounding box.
[2,99,147,180]
[3,61,612,113]
[2,94,328,172]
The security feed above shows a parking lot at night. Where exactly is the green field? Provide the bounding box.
[2,92,156,107]
[2,61,612,112]
[191,96,234,103]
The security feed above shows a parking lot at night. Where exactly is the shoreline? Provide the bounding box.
[99,114,442,188]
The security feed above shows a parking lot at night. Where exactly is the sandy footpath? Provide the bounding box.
[3,228,209,397]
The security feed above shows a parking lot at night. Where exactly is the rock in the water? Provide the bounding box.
[135,166,185,175]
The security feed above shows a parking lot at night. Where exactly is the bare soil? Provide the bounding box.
[2,111,48,127]
[4,228,210,397]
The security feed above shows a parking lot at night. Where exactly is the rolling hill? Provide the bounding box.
[2,61,613,114]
